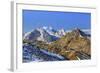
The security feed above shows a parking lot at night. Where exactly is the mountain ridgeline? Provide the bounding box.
[23,27,91,62]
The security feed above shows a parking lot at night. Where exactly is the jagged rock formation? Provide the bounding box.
[47,28,91,60]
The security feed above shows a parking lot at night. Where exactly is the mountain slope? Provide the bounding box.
[23,43,66,62]
[24,27,59,43]
[46,28,91,60]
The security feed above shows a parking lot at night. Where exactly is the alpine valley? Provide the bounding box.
[23,26,91,63]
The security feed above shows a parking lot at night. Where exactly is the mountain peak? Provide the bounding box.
[73,28,81,32]
[72,28,88,37]
[42,26,53,30]
[57,29,66,36]
[24,26,60,43]
[42,26,48,30]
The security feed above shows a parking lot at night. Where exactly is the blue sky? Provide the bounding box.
[23,10,91,33]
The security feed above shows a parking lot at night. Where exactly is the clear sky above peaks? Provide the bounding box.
[23,10,91,33]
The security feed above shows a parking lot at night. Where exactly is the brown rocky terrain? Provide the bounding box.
[23,28,91,60]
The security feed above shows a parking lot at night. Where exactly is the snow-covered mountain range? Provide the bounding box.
[24,26,90,43]
[24,26,66,43]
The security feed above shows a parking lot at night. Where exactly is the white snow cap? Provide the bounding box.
[42,26,48,30]
[48,26,53,30]
[43,26,53,30]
